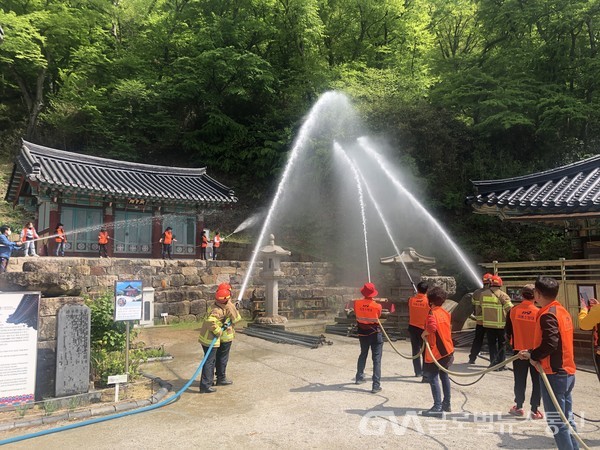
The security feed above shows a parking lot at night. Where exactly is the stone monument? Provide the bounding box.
[55,304,91,397]
[255,234,291,325]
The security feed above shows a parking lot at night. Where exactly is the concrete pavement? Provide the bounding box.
[1,326,599,449]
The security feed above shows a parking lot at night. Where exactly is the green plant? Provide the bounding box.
[67,396,80,411]
[42,399,58,416]
[91,349,142,387]
[85,291,135,352]
[15,403,32,418]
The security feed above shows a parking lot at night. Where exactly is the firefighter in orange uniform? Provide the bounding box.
[505,284,543,419]
[54,223,66,257]
[98,227,109,258]
[421,286,454,417]
[407,281,429,380]
[354,282,383,394]
[518,276,578,450]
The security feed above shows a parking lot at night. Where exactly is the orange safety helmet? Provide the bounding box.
[215,288,231,303]
[482,273,494,284]
[490,275,503,287]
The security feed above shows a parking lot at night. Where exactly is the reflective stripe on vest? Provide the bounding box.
[408,293,429,329]
[425,307,454,363]
[481,290,505,329]
[533,301,576,375]
[472,289,484,323]
[354,299,381,324]
[509,300,538,350]
[198,313,222,347]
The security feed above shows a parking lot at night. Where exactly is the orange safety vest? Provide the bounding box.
[201,235,208,248]
[509,300,539,351]
[98,231,109,245]
[55,227,66,243]
[163,230,173,245]
[213,235,221,248]
[424,306,454,363]
[354,298,382,325]
[408,292,429,329]
[21,227,38,242]
[533,300,576,375]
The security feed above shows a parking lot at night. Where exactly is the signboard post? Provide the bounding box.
[114,280,143,375]
[0,293,40,407]
[107,374,128,402]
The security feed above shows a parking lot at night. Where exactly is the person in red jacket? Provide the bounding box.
[421,286,454,417]
[408,281,429,381]
[160,227,176,260]
[505,284,543,419]
[354,282,383,394]
[518,276,578,450]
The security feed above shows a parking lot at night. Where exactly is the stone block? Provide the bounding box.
[184,275,202,286]
[189,300,207,315]
[168,301,190,316]
[200,274,216,285]
[39,297,84,316]
[166,290,184,303]
[165,315,180,324]
[39,316,57,341]
[181,267,198,276]
[170,275,186,287]
[180,314,197,323]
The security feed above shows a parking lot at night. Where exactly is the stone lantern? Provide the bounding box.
[256,234,291,324]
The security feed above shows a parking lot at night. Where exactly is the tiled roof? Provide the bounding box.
[6,141,237,204]
[467,155,600,218]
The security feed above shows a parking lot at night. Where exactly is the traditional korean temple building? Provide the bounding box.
[5,140,237,258]
[467,154,600,259]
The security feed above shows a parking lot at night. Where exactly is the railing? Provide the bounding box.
[480,258,600,328]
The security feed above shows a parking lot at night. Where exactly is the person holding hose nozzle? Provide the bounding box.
[482,275,513,370]
[468,273,493,364]
[518,276,578,450]
[197,282,241,393]
[354,282,383,394]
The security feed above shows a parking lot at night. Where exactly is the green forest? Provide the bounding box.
[2,0,599,266]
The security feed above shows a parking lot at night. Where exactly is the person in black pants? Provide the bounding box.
[408,281,429,381]
[354,282,383,394]
[469,273,493,363]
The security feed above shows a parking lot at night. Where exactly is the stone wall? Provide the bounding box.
[0,257,353,323]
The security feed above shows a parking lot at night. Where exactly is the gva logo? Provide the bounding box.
[358,411,425,436]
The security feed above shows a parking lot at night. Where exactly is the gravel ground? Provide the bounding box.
[2,325,599,449]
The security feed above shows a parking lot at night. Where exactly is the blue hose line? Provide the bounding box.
[0,337,218,446]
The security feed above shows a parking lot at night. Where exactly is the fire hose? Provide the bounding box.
[0,320,231,446]
[378,319,591,449]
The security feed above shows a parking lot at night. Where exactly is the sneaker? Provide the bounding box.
[468,358,476,364]
[530,410,544,420]
[216,379,233,386]
[421,376,428,383]
[442,402,451,413]
[421,406,443,417]
[199,387,216,394]
[355,378,366,385]
[509,406,525,417]
[371,387,382,394]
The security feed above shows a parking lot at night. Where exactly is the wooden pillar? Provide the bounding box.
[151,207,163,258]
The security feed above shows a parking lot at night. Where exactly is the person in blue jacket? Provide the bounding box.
[0,225,22,273]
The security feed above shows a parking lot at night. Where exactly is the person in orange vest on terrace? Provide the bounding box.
[354,282,383,394]
[212,231,222,260]
[159,226,176,260]
[200,231,208,260]
[468,273,493,364]
[482,275,513,369]
[578,297,599,382]
[98,227,109,258]
[421,286,454,417]
[505,284,543,419]
[20,222,39,257]
[408,281,429,381]
[518,276,578,450]
[54,223,66,257]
